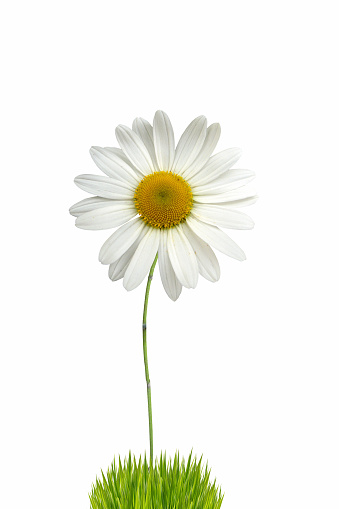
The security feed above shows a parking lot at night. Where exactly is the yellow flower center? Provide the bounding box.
[134,171,193,229]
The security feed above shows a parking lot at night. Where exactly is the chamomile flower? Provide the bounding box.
[70,111,256,300]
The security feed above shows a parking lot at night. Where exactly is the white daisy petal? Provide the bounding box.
[192,170,255,202]
[189,148,242,187]
[167,225,199,289]
[108,239,141,281]
[74,174,135,200]
[192,170,255,195]
[103,146,131,164]
[69,197,114,217]
[103,147,144,178]
[158,230,182,301]
[193,185,257,204]
[90,146,140,184]
[123,228,160,291]
[196,177,255,195]
[132,117,160,171]
[223,195,259,208]
[99,218,145,265]
[115,125,154,175]
[75,203,136,230]
[182,223,220,282]
[153,110,175,171]
[192,204,254,230]
[172,116,207,173]
[182,123,221,179]
[186,216,246,261]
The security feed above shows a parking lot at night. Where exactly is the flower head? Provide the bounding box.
[70,111,257,300]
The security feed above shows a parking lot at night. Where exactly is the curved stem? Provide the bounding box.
[142,253,158,466]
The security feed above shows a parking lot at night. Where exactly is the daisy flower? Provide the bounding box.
[70,111,257,300]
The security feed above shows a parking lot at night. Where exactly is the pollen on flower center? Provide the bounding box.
[134,171,193,229]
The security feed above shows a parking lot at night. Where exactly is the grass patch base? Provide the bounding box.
[90,451,224,508]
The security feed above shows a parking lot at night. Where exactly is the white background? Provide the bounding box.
[1,1,338,508]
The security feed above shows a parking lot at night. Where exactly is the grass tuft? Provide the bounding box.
[90,451,224,508]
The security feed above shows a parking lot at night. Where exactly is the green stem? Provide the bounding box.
[142,253,158,466]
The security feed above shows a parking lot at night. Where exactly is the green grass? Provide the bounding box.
[90,451,224,509]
